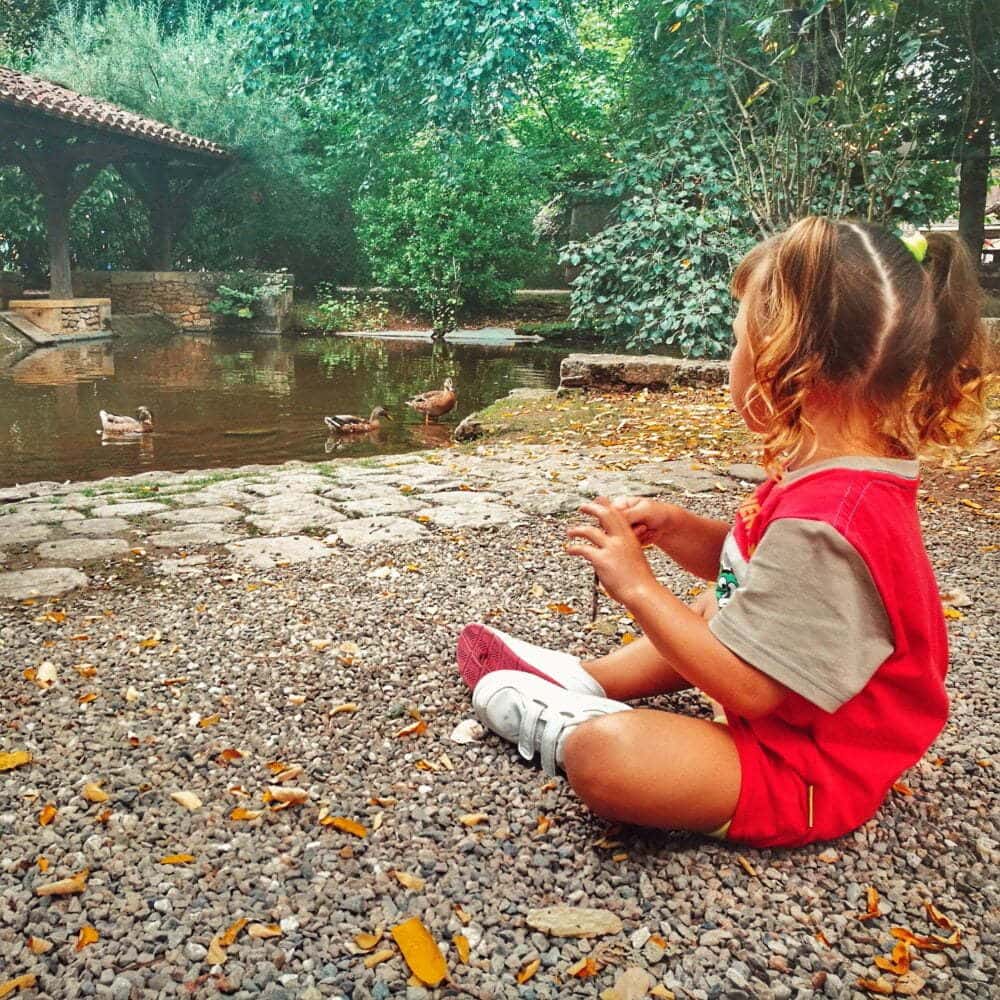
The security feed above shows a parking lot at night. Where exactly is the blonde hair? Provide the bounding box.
[731,216,989,475]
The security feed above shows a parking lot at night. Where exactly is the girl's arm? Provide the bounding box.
[612,498,729,581]
[568,499,787,719]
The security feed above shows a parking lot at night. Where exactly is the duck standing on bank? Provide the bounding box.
[98,406,153,434]
[324,406,392,434]
[406,378,457,424]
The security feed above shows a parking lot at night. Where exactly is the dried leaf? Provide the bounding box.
[247,923,282,940]
[391,916,448,987]
[139,636,160,649]
[74,663,97,678]
[288,694,306,706]
[320,816,368,838]
[217,748,244,764]
[263,785,309,806]
[547,602,577,615]
[650,987,676,999]
[36,868,89,896]
[459,812,488,827]
[160,854,196,865]
[353,930,383,952]
[453,933,470,964]
[535,815,552,836]
[331,703,358,715]
[454,905,471,925]
[38,803,57,827]
[264,760,288,774]
[34,661,59,689]
[198,714,221,728]
[395,719,428,738]
[517,958,541,984]
[0,750,32,772]
[391,870,425,891]
[736,854,757,877]
[219,918,248,948]
[171,791,203,812]
[82,782,109,803]
[363,949,395,969]
[892,781,914,796]
[41,610,66,624]
[230,807,263,821]
[95,808,112,824]
[272,765,304,784]
[78,692,99,704]
[37,857,49,873]
[856,978,894,995]
[26,936,52,955]
[449,719,485,744]
[891,925,961,951]
[568,956,599,978]
[75,925,99,951]
[874,940,911,975]
[205,937,227,965]
[0,974,37,998]
[923,901,956,931]
[858,887,881,921]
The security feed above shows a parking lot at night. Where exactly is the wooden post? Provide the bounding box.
[43,173,73,299]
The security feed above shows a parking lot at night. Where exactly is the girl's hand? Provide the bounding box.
[610,497,681,549]
[566,497,660,606]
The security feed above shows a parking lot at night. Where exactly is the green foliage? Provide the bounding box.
[355,141,545,332]
[303,286,391,334]
[208,284,262,320]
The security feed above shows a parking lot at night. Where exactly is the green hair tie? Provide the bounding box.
[899,226,928,264]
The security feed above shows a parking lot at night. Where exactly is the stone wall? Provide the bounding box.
[7,298,111,336]
[72,270,293,334]
[559,353,729,391]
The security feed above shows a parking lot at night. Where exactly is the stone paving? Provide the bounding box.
[0,447,745,602]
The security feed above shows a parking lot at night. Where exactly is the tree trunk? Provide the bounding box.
[149,195,173,271]
[44,184,73,299]
[958,99,992,265]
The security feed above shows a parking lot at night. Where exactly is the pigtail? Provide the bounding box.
[913,233,990,449]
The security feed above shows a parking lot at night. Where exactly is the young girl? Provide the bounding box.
[456,216,988,848]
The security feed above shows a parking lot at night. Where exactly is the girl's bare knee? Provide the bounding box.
[563,714,632,818]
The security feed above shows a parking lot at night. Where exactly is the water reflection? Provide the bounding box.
[0,328,574,487]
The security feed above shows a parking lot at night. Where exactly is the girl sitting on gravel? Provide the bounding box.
[456,216,988,847]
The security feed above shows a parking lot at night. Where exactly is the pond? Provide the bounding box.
[0,328,590,488]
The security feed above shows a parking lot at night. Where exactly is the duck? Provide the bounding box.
[324,406,392,434]
[99,406,153,434]
[405,378,456,424]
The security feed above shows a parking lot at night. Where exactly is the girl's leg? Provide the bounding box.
[582,635,692,701]
[562,708,740,832]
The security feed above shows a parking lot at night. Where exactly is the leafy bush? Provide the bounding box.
[355,141,546,333]
[304,286,391,333]
[208,285,262,320]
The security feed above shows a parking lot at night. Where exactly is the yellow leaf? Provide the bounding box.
[0,750,32,772]
[943,606,964,620]
[26,936,52,955]
[458,813,488,827]
[546,603,577,615]
[82,782,109,803]
[517,958,541,984]
[391,870,425,891]
[160,854,196,865]
[75,925,99,950]
[567,956,599,978]
[454,905,471,925]
[263,785,309,806]
[0,974,37,998]
[205,936,227,965]
[41,610,66,624]
[230,807,263,821]
[453,933,470,964]
[391,916,448,987]
[219,918,248,947]
[139,636,160,649]
[247,923,282,939]
[170,791,203,812]
[353,929,383,951]
[36,868,89,896]
[74,663,97,677]
[78,692,99,704]
[38,803,57,827]
[320,816,368,838]
[395,719,428,738]
[331,703,358,715]
[363,948,395,969]
[271,764,304,784]
[198,714,221,728]
[217,748,244,764]
[535,815,551,836]
[37,857,49,873]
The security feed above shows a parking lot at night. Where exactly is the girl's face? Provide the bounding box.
[729,292,768,432]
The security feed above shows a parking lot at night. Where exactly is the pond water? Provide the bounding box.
[0,329,585,488]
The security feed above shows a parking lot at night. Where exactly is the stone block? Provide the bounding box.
[559,353,729,391]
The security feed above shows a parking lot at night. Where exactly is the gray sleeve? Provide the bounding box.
[708,518,894,712]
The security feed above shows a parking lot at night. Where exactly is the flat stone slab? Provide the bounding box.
[419,502,526,529]
[2,523,55,546]
[246,510,348,534]
[154,555,210,577]
[337,495,429,518]
[2,507,85,525]
[168,487,255,507]
[91,500,170,518]
[271,473,332,493]
[36,538,130,563]
[226,535,335,570]
[147,526,240,549]
[726,463,767,483]
[154,506,244,525]
[321,483,403,502]
[64,517,133,537]
[247,494,343,517]
[559,353,728,390]
[0,566,88,600]
[422,490,504,505]
[328,517,428,547]
[508,491,581,516]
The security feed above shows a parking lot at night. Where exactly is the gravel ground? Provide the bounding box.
[1,451,997,1000]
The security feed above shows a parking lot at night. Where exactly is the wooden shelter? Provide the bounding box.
[0,66,231,297]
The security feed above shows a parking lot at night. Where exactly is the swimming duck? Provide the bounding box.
[406,378,457,424]
[324,406,392,434]
[99,406,153,434]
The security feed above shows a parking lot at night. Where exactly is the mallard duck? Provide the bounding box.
[99,406,153,434]
[406,378,456,424]
[324,406,392,434]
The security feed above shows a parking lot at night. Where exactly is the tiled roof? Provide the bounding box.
[0,66,229,159]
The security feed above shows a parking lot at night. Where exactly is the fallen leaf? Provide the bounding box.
[36,868,89,896]
[320,816,368,838]
[817,848,839,864]
[892,782,914,796]
[458,812,488,827]
[75,924,99,950]
[395,719,428,738]
[34,661,59,689]
[922,901,956,931]
[74,663,97,678]
[890,926,961,951]
[540,779,558,792]
[78,692,99,704]
[139,636,160,649]
[568,956,599,978]
[363,949,394,969]
[736,854,757,877]
[815,929,831,947]
[38,803,57,827]
[262,785,309,806]
[171,791,203,812]
[217,748,244,764]
[391,870,425,891]
[650,987,676,999]
[547,602,577,615]
[331,703,358,715]
[0,750,32,772]
[198,714,221,728]
[37,857,49,873]
[219,918,248,948]
[230,807,263,821]
[942,606,964,620]
[205,937,227,965]
[517,957,540,984]
[41,610,66,624]
[535,815,552,836]
[26,936,52,954]
[612,851,629,862]
[391,916,448,987]
[247,923,282,939]
[82,782,109,803]
[526,905,623,938]
[309,638,332,651]
[265,761,288,775]
[353,929,383,952]
[287,694,306,706]
[454,905,471,925]
[858,887,881,921]
[95,808,111,824]
[272,765,304,784]
[453,933,470,964]
[0,974,37,998]
[160,854,196,865]
[893,971,927,996]
[856,978,894,995]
